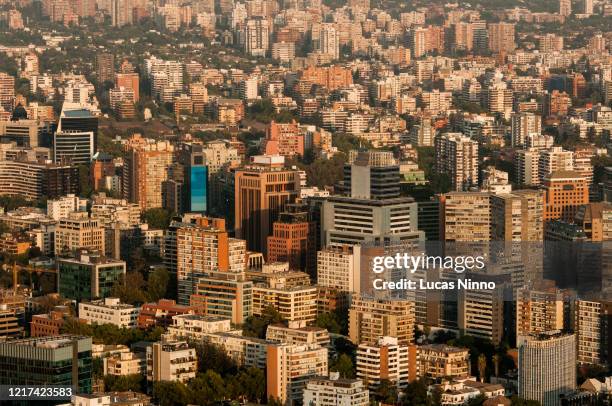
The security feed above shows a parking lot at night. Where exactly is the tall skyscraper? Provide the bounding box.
[343,150,400,199]
[511,112,542,148]
[267,203,316,272]
[115,72,139,102]
[234,155,300,254]
[435,133,479,192]
[96,52,115,84]
[179,143,208,213]
[518,332,576,406]
[543,171,589,223]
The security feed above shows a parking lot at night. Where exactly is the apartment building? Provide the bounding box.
[435,133,479,191]
[146,340,197,383]
[303,373,369,406]
[356,336,411,391]
[349,297,415,345]
[78,298,140,328]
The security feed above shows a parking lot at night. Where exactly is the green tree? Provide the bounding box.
[153,381,190,406]
[237,366,265,403]
[188,370,226,405]
[330,353,355,378]
[191,341,238,376]
[78,165,93,197]
[142,208,173,229]
[315,312,342,334]
[242,305,284,338]
[147,267,170,301]
[401,379,430,405]
[103,374,144,392]
[110,271,147,305]
[375,379,398,404]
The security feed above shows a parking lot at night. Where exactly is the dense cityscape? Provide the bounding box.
[0,0,611,405]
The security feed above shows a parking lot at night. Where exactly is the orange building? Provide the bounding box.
[137,299,194,329]
[543,171,589,222]
[115,72,140,102]
[300,65,353,91]
[91,153,115,191]
[234,156,300,254]
[30,310,68,337]
[263,120,305,158]
[0,233,31,255]
[266,203,316,271]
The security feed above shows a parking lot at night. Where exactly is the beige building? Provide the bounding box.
[78,298,140,328]
[417,344,470,379]
[146,340,197,383]
[253,284,317,323]
[435,133,479,191]
[54,212,105,255]
[266,343,328,405]
[316,245,361,293]
[266,321,331,347]
[122,135,175,210]
[516,284,565,341]
[303,373,369,406]
[575,299,612,365]
[166,314,233,341]
[349,297,415,345]
[356,336,411,390]
[104,351,146,376]
[440,192,491,242]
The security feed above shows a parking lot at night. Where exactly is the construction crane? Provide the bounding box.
[3,263,58,294]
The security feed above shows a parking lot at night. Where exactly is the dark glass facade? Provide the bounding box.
[188,165,208,213]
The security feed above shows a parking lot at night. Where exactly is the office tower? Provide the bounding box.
[190,271,252,324]
[115,72,139,102]
[317,245,361,293]
[435,133,478,192]
[322,195,421,246]
[147,340,197,383]
[543,171,589,223]
[234,155,300,254]
[538,147,574,183]
[266,343,328,405]
[559,0,572,16]
[57,252,125,301]
[53,130,94,165]
[303,374,369,406]
[122,135,175,210]
[356,336,410,391]
[539,33,564,52]
[96,52,114,84]
[349,297,415,345]
[516,284,565,341]
[57,102,99,150]
[263,120,304,158]
[244,17,270,57]
[488,22,516,53]
[516,148,540,186]
[0,119,44,147]
[176,217,246,304]
[575,299,612,364]
[267,203,316,272]
[179,143,208,213]
[490,190,544,241]
[319,23,340,60]
[518,332,576,406]
[343,150,400,199]
[0,335,93,393]
[54,213,105,255]
[0,72,15,113]
[511,112,541,148]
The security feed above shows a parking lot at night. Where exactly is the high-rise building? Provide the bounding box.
[96,52,115,84]
[317,245,361,293]
[234,155,300,254]
[417,344,470,379]
[0,335,93,393]
[263,120,304,158]
[122,135,175,210]
[559,0,572,16]
[543,171,589,223]
[452,22,474,52]
[516,148,541,186]
[484,82,513,117]
[490,190,544,241]
[516,283,566,341]
[0,72,15,113]
[539,33,564,52]
[319,23,340,60]
[342,150,400,199]
[115,72,140,102]
[349,297,415,345]
[267,203,316,272]
[518,332,576,406]
[244,17,270,57]
[575,299,612,365]
[538,147,574,183]
[356,336,411,391]
[190,271,252,324]
[266,343,328,405]
[176,217,246,304]
[435,133,478,191]
[487,22,516,53]
[511,112,541,148]
[179,143,208,213]
[303,374,369,406]
[56,102,99,153]
[253,283,317,323]
[57,251,125,302]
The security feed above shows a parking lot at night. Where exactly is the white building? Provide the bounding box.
[47,194,88,221]
[78,298,140,328]
[146,340,197,383]
[166,314,234,340]
[356,336,410,391]
[303,373,369,406]
[316,245,361,293]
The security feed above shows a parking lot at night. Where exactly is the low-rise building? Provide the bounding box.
[78,298,140,328]
[303,373,369,406]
